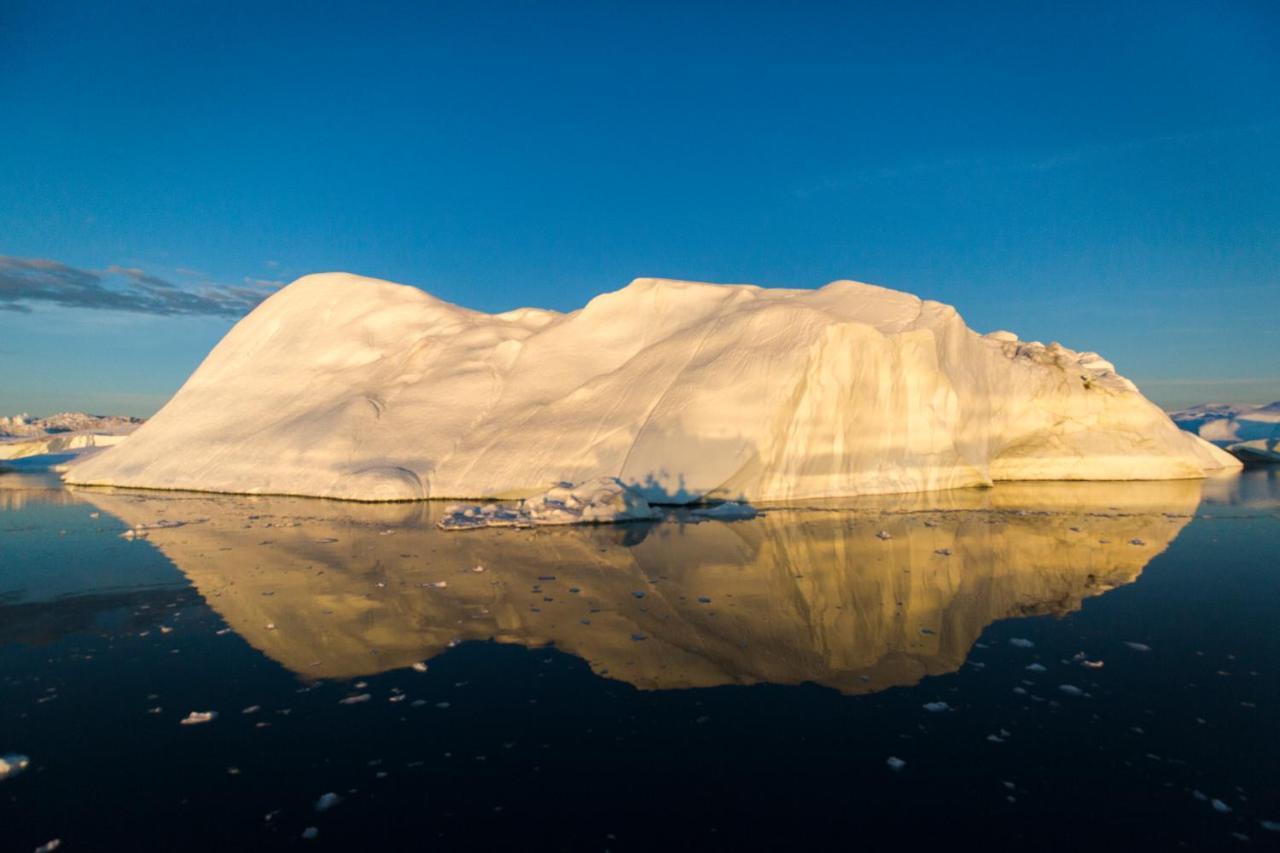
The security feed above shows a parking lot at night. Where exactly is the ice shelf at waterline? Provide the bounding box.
[65,273,1238,502]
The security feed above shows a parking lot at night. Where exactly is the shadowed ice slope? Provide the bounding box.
[67,274,1237,501]
[80,480,1199,693]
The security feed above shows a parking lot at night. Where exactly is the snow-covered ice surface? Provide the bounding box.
[437,478,660,529]
[66,274,1238,502]
[1171,402,1280,445]
[0,412,142,438]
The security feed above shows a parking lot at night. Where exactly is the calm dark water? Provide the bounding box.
[1,470,1277,851]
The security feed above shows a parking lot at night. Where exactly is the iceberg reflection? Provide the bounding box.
[77,480,1201,694]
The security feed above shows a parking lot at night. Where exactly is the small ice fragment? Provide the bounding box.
[314,792,342,812]
[431,581,448,589]
[265,623,276,631]
[886,756,906,771]
[875,530,892,540]
[242,705,261,714]
[339,694,371,705]
[180,711,217,725]
[1081,659,1104,669]
[435,702,451,709]
[1124,641,1151,652]
[1192,790,1208,801]
[922,701,950,712]
[1058,685,1084,697]
[411,662,428,673]
[1025,663,1046,672]
[0,754,30,781]
[1012,687,1027,695]
[34,841,61,853]
[1212,799,1232,813]
[159,625,173,634]
[1009,638,1034,648]
[302,827,319,840]
[1260,821,1280,832]
[472,564,485,572]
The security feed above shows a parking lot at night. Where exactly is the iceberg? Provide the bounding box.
[65,274,1238,502]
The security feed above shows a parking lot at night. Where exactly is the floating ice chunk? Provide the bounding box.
[1212,799,1232,814]
[430,581,447,589]
[1260,820,1280,832]
[689,501,759,521]
[1124,642,1152,652]
[886,756,906,771]
[314,792,342,812]
[0,753,30,781]
[180,711,217,725]
[875,530,892,540]
[1058,685,1084,697]
[438,478,660,530]
[411,662,428,673]
[1009,638,1034,648]
[302,827,319,840]
[339,694,371,705]
[34,841,61,853]
[922,701,951,712]
[1081,659,1104,669]
[242,705,261,714]
[1025,663,1047,672]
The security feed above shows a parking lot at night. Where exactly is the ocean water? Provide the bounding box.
[1,470,1277,851]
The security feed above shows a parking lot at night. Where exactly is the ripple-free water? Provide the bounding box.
[1,470,1277,850]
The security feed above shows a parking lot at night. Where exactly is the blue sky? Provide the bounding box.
[1,0,1276,415]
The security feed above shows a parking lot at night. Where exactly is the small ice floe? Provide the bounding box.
[339,694,372,705]
[411,662,429,673]
[34,840,61,852]
[1009,638,1034,648]
[0,753,30,781]
[1260,820,1280,832]
[159,625,173,634]
[314,792,342,812]
[242,705,261,714]
[89,512,100,519]
[1124,642,1152,652]
[1025,663,1047,672]
[1080,659,1104,669]
[1212,799,1232,814]
[886,756,906,771]
[265,623,277,631]
[922,701,951,712]
[430,581,448,589]
[180,711,217,725]
[689,501,759,522]
[437,478,660,530]
[1058,685,1084,697]
[875,530,892,540]
[301,827,319,840]
[215,628,232,636]
[472,564,485,573]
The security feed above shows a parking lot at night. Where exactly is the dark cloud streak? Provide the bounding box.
[0,256,277,317]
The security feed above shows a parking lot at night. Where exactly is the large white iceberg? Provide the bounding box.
[65,274,1238,502]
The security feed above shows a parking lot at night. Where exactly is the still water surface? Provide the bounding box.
[2,471,1277,850]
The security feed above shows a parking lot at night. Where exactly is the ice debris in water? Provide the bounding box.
[1058,685,1084,697]
[922,701,951,712]
[314,792,343,812]
[302,827,319,840]
[1260,821,1280,832]
[886,756,906,771]
[1009,638,1034,648]
[180,711,217,725]
[339,694,372,705]
[1025,663,1047,672]
[0,753,30,780]
[1212,799,1232,814]
[1124,642,1152,652]
[411,662,428,673]
[689,501,759,521]
[875,530,892,540]
[438,478,660,530]
[34,841,61,853]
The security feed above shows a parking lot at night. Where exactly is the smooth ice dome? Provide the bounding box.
[66,273,1238,502]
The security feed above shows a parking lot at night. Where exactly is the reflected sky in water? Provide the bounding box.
[1,471,1277,850]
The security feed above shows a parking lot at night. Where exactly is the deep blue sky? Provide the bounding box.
[1,0,1276,415]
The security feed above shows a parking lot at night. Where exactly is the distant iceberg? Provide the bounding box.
[66,273,1237,502]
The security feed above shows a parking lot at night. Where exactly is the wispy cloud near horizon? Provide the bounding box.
[0,256,280,317]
